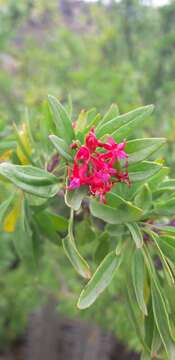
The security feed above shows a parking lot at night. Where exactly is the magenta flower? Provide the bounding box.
[75,146,90,161]
[85,128,99,152]
[67,128,130,203]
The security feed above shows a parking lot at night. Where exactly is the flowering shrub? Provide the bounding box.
[1,96,175,358]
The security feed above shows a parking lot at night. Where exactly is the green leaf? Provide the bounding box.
[75,110,101,141]
[151,326,162,358]
[97,103,119,128]
[35,210,68,243]
[13,224,33,264]
[129,161,162,182]
[90,193,143,224]
[96,105,154,139]
[144,298,162,356]
[158,179,175,191]
[13,122,34,165]
[106,224,125,237]
[75,219,96,245]
[148,166,169,191]
[13,199,36,269]
[86,113,101,132]
[63,209,91,279]
[65,184,87,211]
[0,163,59,198]
[125,282,148,350]
[144,229,174,286]
[77,250,121,309]
[144,299,154,350]
[86,108,99,125]
[75,109,91,134]
[0,163,58,185]
[94,232,110,265]
[26,194,48,208]
[155,226,175,235]
[112,105,154,141]
[112,180,144,201]
[126,138,166,165]
[48,95,74,144]
[127,223,143,248]
[0,196,14,223]
[154,179,175,197]
[63,236,91,279]
[35,211,61,243]
[49,135,73,161]
[151,280,175,358]
[132,249,147,315]
[157,236,175,264]
[154,197,175,216]
[47,212,68,232]
[3,196,21,233]
[134,184,152,211]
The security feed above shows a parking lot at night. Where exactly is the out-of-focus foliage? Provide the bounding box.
[1,0,175,162]
[0,0,175,357]
[0,0,174,119]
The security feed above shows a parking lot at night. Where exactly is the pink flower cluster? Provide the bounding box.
[68,128,130,203]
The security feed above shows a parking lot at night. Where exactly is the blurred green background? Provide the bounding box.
[0,0,175,355]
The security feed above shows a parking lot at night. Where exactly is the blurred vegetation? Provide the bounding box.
[0,0,175,354]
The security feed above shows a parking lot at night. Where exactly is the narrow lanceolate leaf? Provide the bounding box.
[152,181,175,199]
[90,192,142,224]
[3,201,20,233]
[49,135,73,161]
[154,197,175,216]
[157,236,175,264]
[94,232,110,265]
[151,326,162,358]
[156,226,175,236]
[63,209,91,279]
[125,283,148,351]
[112,105,154,141]
[144,300,154,351]
[145,229,174,285]
[77,251,121,309]
[48,95,74,144]
[154,179,175,197]
[144,299,162,356]
[126,223,143,248]
[132,250,147,315]
[13,122,32,165]
[65,184,87,211]
[129,161,161,182]
[97,103,119,129]
[87,113,101,131]
[63,236,91,279]
[0,196,14,223]
[12,200,36,269]
[158,179,175,191]
[0,163,58,185]
[134,184,152,212]
[126,138,166,165]
[151,280,175,358]
[147,166,169,191]
[0,163,59,198]
[96,105,154,139]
